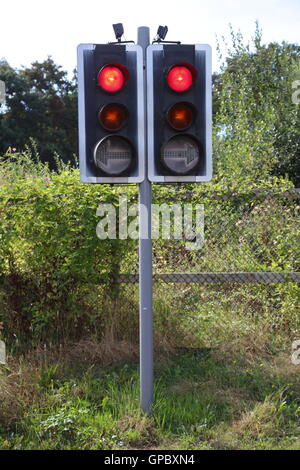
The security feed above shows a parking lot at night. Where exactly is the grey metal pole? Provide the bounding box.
[137,26,153,415]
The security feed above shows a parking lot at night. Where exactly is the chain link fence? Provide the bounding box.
[115,188,300,281]
[118,272,300,283]
[110,188,300,349]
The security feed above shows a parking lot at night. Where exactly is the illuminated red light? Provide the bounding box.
[167,65,194,92]
[98,65,125,92]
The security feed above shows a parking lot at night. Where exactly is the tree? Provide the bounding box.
[214,24,300,186]
[0,57,77,167]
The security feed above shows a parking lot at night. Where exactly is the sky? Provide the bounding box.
[0,0,299,75]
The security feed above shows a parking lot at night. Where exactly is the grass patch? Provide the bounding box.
[1,342,300,450]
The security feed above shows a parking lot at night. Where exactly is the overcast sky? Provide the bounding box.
[1,0,299,75]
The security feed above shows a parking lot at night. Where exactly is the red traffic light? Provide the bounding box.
[167,64,195,92]
[97,64,128,93]
[98,103,128,131]
[167,102,196,130]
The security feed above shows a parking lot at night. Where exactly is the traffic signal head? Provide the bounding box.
[147,44,212,182]
[77,44,144,183]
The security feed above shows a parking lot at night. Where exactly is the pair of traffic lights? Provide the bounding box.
[77,42,212,183]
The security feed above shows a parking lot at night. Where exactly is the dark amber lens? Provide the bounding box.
[167,102,195,130]
[98,104,128,131]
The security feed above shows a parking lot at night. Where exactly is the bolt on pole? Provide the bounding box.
[138,26,154,415]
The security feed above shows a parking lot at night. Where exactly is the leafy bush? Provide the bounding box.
[0,148,298,351]
[0,149,138,348]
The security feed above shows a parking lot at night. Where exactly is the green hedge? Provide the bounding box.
[0,151,299,350]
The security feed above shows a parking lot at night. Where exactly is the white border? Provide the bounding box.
[77,44,145,184]
[146,44,212,183]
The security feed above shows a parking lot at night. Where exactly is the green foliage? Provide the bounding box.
[0,148,298,350]
[214,24,300,186]
[0,149,138,348]
[0,57,77,168]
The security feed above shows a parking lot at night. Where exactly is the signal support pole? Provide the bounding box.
[138,26,153,415]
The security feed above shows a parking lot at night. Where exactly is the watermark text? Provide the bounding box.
[96,196,204,251]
